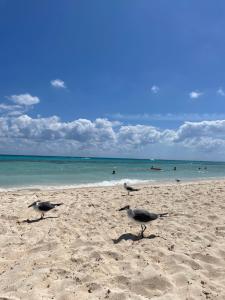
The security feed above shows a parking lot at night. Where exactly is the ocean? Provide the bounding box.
[0,155,225,190]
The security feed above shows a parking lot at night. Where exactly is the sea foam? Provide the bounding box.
[0,178,154,192]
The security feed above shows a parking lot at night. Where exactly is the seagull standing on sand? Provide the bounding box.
[28,201,63,219]
[118,205,168,238]
[123,183,140,195]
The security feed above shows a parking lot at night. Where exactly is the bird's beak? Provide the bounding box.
[118,206,127,211]
[28,203,33,208]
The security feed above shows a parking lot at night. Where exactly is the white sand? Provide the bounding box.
[0,180,225,299]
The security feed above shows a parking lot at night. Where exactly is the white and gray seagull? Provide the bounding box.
[28,200,63,219]
[118,205,168,238]
[123,182,140,195]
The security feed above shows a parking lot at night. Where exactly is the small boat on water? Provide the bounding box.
[150,166,162,171]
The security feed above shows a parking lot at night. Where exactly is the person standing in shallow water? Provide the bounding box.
[112,170,116,174]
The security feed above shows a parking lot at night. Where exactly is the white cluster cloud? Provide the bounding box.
[175,120,225,141]
[108,112,225,122]
[118,125,161,148]
[1,109,225,159]
[1,93,40,117]
[50,79,66,89]
[217,87,225,96]
[0,115,117,146]
[0,103,21,112]
[189,91,203,99]
[151,85,159,94]
[1,86,225,159]
[8,93,40,105]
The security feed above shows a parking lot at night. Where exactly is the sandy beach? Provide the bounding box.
[0,180,225,299]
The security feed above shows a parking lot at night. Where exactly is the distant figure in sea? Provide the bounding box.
[112,170,116,174]
[175,179,181,183]
[124,183,140,195]
[173,167,176,171]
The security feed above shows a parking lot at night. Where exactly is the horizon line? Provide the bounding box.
[0,153,224,163]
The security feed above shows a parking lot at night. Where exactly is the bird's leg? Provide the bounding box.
[140,224,147,238]
[140,225,144,238]
[41,213,44,219]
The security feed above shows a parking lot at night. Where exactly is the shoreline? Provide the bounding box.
[1,176,225,193]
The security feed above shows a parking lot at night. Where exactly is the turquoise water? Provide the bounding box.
[0,155,225,190]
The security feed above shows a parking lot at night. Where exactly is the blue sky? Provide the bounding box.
[1,1,225,160]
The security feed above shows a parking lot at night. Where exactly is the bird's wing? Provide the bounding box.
[133,209,158,222]
[127,186,137,191]
[38,202,55,210]
[127,186,133,191]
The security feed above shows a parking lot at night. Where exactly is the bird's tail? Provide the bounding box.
[158,212,168,217]
[54,203,63,206]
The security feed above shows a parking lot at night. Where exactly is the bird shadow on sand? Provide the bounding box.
[112,232,158,244]
[19,216,59,224]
